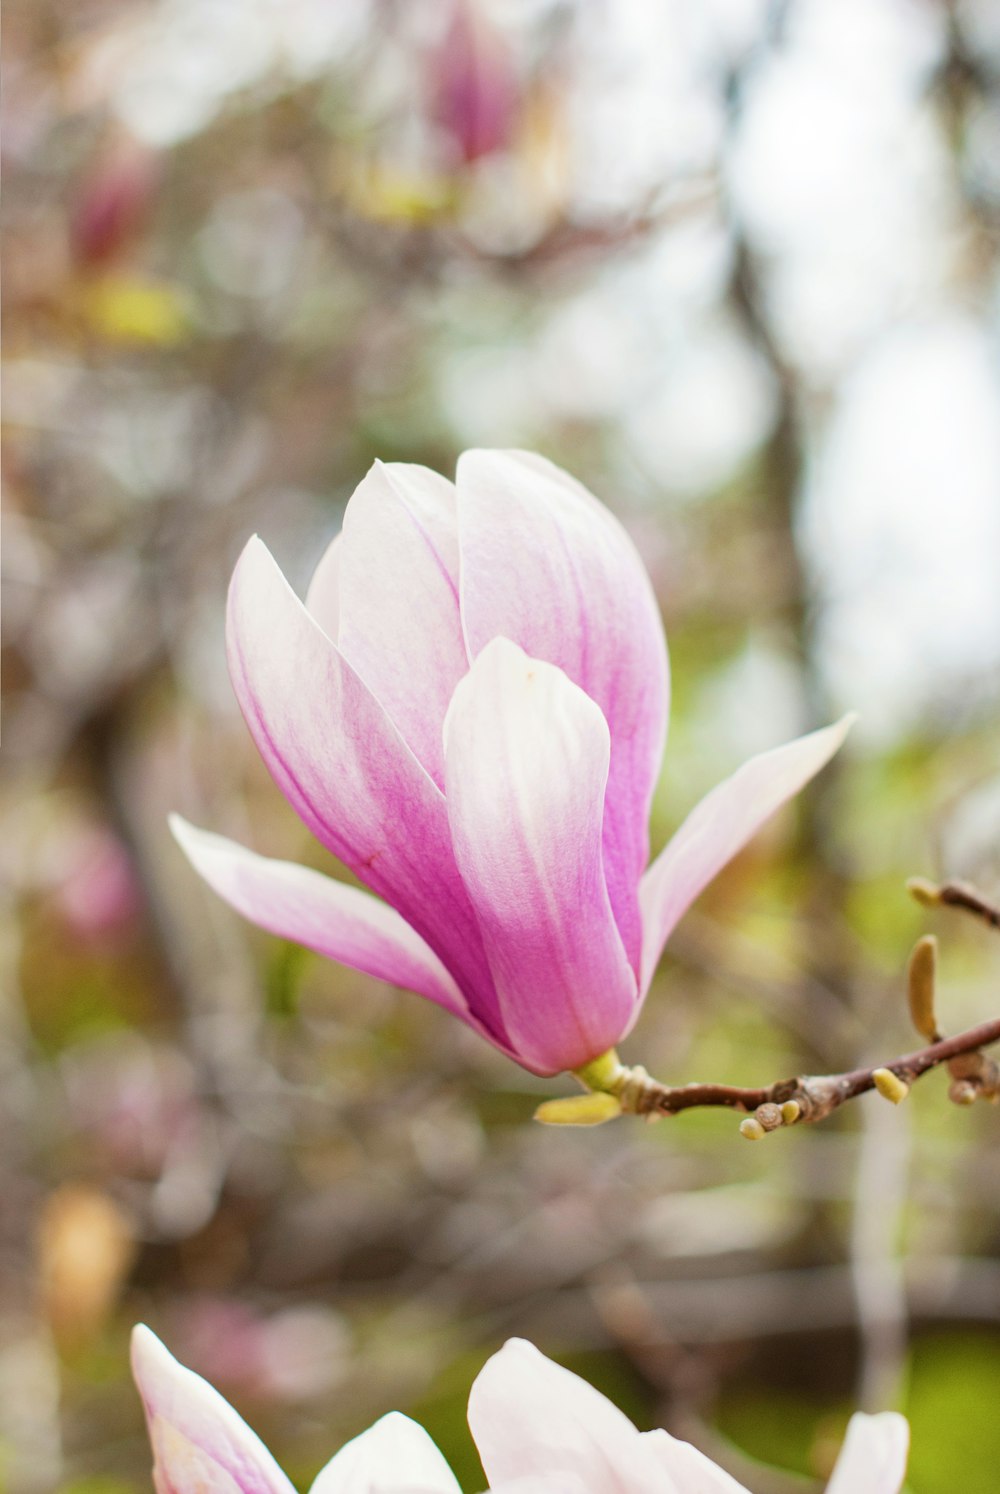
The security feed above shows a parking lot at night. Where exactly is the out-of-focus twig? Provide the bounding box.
[908,877,1000,931]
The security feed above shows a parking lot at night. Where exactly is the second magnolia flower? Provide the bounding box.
[174,450,850,1076]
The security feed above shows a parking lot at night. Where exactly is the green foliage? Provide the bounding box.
[716,1390,825,1480]
[266,940,311,1020]
[905,1333,1000,1494]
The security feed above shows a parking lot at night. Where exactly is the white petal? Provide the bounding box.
[825,1412,909,1494]
[468,1338,677,1492]
[305,531,342,642]
[643,1429,750,1493]
[310,1412,461,1494]
[337,461,467,787]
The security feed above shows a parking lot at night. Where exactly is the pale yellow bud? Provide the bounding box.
[907,935,940,1042]
[534,1093,623,1127]
[739,1117,766,1141]
[873,1067,910,1105]
[907,877,942,908]
[780,1100,802,1126]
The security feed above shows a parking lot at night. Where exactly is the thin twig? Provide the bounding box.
[541,881,1000,1134]
[631,1016,1000,1123]
[930,880,1000,930]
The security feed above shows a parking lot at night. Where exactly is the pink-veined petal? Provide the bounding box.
[309,1412,461,1494]
[226,537,503,1041]
[170,816,470,1024]
[305,530,342,642]
[337,461,468,788]
[638,716,854,998]
[642,1429,750,1493]
[131,1325,295,1494]
[457,449,668,975]
[468,1339,679,1494]
[444,638,637,1076]
[825,1412,909,1494]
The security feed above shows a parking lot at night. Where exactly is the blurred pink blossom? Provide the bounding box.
[431,2,519,165]
[62,1036,196,1175]
[131,1327,909,1493]
[170,1297,349,1403]
[53,823,141,942]
[174,450,850,1076]
[70,140,158,266]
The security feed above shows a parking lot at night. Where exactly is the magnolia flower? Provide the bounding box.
[469,1339,908,1494]
[131,1324,461,1494]
[131,1326,909,1494]
[173,451,850,1077]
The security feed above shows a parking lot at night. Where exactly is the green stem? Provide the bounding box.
[572,1049,626,1095]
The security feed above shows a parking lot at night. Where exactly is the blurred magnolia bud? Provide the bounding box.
[71,140,157,267]
[431,1,518,165]
[38,1185,136,1348]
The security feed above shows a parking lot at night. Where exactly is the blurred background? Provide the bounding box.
[3,0,1000,1489]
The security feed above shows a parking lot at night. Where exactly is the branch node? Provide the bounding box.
[753,1102,784,1132]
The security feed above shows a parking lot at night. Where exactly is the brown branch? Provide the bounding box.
[627,1015,1000,1128]
[538,880,1000,1136]
[542,1015,1000,1135]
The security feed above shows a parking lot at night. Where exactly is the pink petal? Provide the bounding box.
[131,1325,295,1494]
[226,537,502,1041]
[643,1429,750,1493]
[337,461,468,788]
[305,530,342,642]
[170,816,470,1024]
[444,639,638,1075]
[457,450,669,976]
[638,717,854,998]
[825,1412,909,1494]
[309,1411,461,1494]
[468,1338,678,1492]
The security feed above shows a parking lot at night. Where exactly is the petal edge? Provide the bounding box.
[170,816,470,1021]
[638,716,854,997]
[444,640,637,1075]
[131,1325,295,1494]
